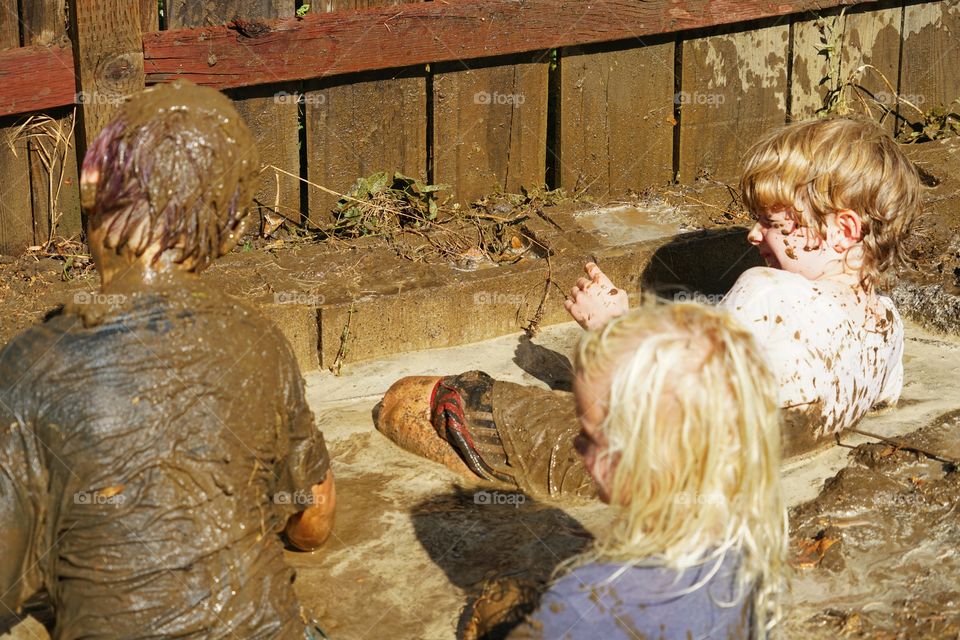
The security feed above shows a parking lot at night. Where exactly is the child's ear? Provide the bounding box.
[832,209,863,252]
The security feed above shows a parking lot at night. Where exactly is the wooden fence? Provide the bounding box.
[0,0,957,254]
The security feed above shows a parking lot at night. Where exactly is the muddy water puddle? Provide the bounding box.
[783,409,960,638]
[572,203,690,246]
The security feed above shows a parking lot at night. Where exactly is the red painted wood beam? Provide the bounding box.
[142,0,878,89]
[0,0,878,116]
[0,44,75,117]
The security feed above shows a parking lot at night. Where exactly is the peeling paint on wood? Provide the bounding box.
[791,4,902,133]
[679,21,789,182]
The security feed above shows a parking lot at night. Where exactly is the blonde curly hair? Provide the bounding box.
[740,116,922,289]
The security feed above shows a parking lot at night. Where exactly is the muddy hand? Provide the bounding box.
[563,262,629,330]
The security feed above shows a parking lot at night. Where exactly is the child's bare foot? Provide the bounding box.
[564,262,629,330]
[376,376,474,477]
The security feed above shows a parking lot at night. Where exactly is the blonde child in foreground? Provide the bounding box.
[567,117,922,450]
[506,303,787,639]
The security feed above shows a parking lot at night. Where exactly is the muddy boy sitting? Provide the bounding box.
[568,117,923,454]
[0,81,334,638]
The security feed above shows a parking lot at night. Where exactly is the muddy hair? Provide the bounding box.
[80,80,260,271]
[571,303,787,637]
[740,116,922,289]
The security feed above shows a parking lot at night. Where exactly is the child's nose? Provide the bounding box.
[747,222,764,244]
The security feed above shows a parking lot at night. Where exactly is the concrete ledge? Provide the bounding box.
[230,209,763,372]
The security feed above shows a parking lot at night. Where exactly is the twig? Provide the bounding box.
[524,253,553,337]
[331,304,356,376]
[845,427,960,467]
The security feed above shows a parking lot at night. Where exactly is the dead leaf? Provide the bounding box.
[793,533,840,568]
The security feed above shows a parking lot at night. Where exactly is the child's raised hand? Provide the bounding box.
[564,262,629,330]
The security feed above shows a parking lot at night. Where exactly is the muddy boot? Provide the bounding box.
[458,576,544,640]
[376,375,475,477]
[377,372,517,484]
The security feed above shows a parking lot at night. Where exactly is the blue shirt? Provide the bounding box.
[509,552,753,639]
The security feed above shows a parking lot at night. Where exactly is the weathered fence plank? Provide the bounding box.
[141,0,160,33]
[168,1,300,227]
[304,69,427,224]
[304,0,426,224]
[0,0,17,48]
[0,1,34,254]
[0,45,74,117]
[791,3,902,132]
[23,0,83,242]
[900,1,960,130]
[433,53,549,204]
[559,39,675,197]
[69,0,146,151]
[678,21,789,182]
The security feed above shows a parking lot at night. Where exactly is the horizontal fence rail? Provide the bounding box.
[0,0,881,117]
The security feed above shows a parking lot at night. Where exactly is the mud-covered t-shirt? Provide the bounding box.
[508,552,752,639]
[720,267,903,438]
[0,280,329,639]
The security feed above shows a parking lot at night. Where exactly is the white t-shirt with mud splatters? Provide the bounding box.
[720,267,904,437]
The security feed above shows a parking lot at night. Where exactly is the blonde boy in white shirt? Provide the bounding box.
[567,116,922,451]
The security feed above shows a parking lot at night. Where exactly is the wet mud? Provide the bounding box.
[491,381,596,499]
[82,80,259,269]
[0,277,330,638]
[0,81,330,638]
[284,424,604,640]
[890,138,960,334]
[782,409,960,639]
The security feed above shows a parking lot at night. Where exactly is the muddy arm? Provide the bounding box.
[284,472,336,551]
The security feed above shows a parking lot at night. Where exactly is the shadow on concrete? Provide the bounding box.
[512,336,574,392]
[640,227,763,300]
[410,486,593,593]
[0,591,53,635]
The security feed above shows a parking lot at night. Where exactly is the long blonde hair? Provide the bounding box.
[573,302,787,636]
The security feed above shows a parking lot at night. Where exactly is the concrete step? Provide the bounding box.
[204,203,761,372]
